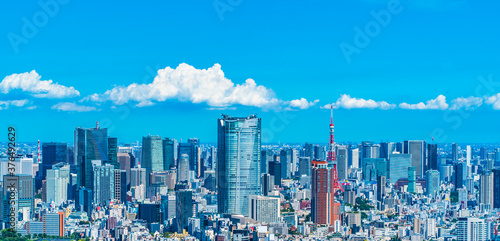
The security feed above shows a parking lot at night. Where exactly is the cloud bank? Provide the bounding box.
[0,70,80,98]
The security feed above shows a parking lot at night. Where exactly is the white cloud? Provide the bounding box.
[322,94,396,110]
[0,99,29,110]
[486,93,500,110]
[0,70,80,98]
[399,95,448,110]
[450,96,483,110]
[51,102,98,112]
[288,98,319,110]
[86,63,280,108]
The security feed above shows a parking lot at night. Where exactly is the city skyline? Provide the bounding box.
[1,1,500,143]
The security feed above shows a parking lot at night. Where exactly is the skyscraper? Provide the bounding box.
[46,163,70,206]
[380,142,396,159]
[408,166,416,193]
[118,152,133,187]
[217,114,261,216]
[403,140,426,177]
[261,149,273,174]
[426,170,440,197]
[108,137,118,169]
[376,175,386,202]
[176,189,193,233]
[466,145,472,166]
[177,154,190,183]
[336,145,348,180]
[389,154,411,184]
[304,142,314,160]
[479,171,493,210]
[75,125,109,189]
[163,138,177,170]
[454,162,467,190]
[280,148,293,179]
[2,174,34,226]
[92,162,115,205]
[311,160,341,226]
[179,139,201,177]
[362,141,379,159]
[41,142,68,180]
[142,135,164,186]
[348,146,359,168]
[299,157,311,177]
[493,169,500,209]
[427,144,438,171]
[452,143,459,161]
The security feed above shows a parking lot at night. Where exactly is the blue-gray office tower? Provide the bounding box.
[163,138,177,170]
[142,135,164,186]
[428,144,438,171]
[217,114,261,216]
[403,140,426,177]
[41,142,68,180]
[75,125,109,189]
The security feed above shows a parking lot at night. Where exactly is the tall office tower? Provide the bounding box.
[388,154,411,184]
[452,143,459,161]
[280,148,293,179]
[311,160,341,226]
[403,140,426,177]
[179,138,201,177]
[362,158,387,182]
[209,147,217,170]
[457,217,487,241]
[249,195,280,224]
[2,174,34,226]
[336,145,348,180]
[46,163,70,206]
[291,149,299,176]
[41,142,68,180]
[75,125,108,189]
[426,218,437,239]
[314,145,326,160]
[493,169,500,208]
[261,174,274,196]
[380,142,396,159]
[304,142,314,160]
[426,170,440,197]
[466,145,472,167]
[454,162,467,189]
[299,157,311,177]
[362,141,380,159]
[217,115,261,216]
[108,137,118,169]
[142,135,164,186]
[163,138,177,170]
[176,189,193,233]
[376,175,386,202]
[408,166,416,193]
[269,161,281,186]
[92,163,115,205]
[116,170,127,203]
[479,171,493,210]
[261,149,273,174]
[480,147,487,160]
[130,167,146,187]
[427,144,438,171]
[348,147,359,168]
[496,148,500,163]
[177,154,190,183]
[118,153,132,187]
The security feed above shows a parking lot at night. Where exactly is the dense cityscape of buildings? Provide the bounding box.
[0,114,500,241]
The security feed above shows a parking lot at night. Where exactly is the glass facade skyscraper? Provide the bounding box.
[142,135,164,186]
[75,126,109,189]
[389,154,411,184]
[41,142,68,180]
[217,114,261,216]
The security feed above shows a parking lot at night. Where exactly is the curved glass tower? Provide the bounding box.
[217,114,261,216]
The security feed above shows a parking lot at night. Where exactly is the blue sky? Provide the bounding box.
[1,0,500,144]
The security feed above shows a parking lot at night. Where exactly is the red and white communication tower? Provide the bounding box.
[37,140,41,163]
[328,104,343,194]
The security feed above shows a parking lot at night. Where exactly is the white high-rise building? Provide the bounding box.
[248,195,280,224]
[46,163,70,206]
[457,217,487,241]
[426,218,436,239]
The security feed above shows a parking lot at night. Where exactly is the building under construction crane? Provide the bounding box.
[311,104,343,229]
